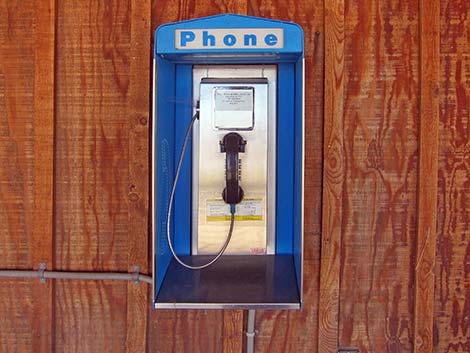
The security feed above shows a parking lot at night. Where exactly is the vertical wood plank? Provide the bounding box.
[434,1,470,352]
[54,1,134,352]
[32,0,56,352]
[223,312,244,353]
[126,1,151,353]
[0,1,37,352]
[247,1,324,352]
[338,0,419,352]
[222,310,244,353]
[318,0,344,352]
[414,0,440,352]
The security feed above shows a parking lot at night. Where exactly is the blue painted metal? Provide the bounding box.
[155,14,303,61]
[293,58,304,303]
[154,58,176,299]
[154,14,304,308]
[173,64,193,255]
[276,63,295,254]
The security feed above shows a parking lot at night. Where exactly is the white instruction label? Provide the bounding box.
[215,88,253,111]
[206,198,263,221]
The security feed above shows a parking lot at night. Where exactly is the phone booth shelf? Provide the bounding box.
[153,14,304,309]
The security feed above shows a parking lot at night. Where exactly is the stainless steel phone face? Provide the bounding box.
[192,65,277,255]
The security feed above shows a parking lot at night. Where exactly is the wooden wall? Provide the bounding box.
[0,0,468,352]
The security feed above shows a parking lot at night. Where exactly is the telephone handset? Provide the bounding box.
[220,132,246,205]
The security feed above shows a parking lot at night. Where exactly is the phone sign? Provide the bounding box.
[175,28,284,49]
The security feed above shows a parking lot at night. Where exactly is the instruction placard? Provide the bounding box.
[206,198,263,221]
[215,88,254,111]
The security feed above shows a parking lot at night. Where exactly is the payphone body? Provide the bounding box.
[153,14,304,309]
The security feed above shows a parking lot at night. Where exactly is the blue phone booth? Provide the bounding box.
[152,14,304,309]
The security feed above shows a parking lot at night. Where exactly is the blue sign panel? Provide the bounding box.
[155,14,303,61]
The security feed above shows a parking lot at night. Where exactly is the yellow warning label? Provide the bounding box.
[207,215,263,222]
[206,198,263,222]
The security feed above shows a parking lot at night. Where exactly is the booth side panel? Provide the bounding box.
[293,58,305,299]
[154,59,176,299]
[174,64,193,255]
[276,63,295,254]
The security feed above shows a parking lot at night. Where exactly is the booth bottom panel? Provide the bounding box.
[154,255,300,309]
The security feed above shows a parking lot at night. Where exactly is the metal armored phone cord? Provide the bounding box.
[166,109,236,270]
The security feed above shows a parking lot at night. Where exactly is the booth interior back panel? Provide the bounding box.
[0,1,468,353]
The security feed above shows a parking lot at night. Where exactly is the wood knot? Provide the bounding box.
[128,192,140,202]
[139,116,148,125]
[325,139,344,182]
[366,139,383,169]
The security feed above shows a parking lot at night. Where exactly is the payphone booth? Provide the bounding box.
[152,14,304,309]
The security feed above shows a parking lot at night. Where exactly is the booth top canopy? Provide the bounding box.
[155,14,303,60]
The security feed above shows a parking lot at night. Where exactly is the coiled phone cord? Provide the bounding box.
[166,109,236,270]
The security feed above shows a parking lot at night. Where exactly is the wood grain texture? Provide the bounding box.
[0,1,36,352]
[149,310,225,353]
[247,0,324,352]
[222,310,244,353]
[54,1,137,352]
[32,0,56,352]
[126,1,151,353]
[338,0,419,352]
[434,1,470,352]
[318,0,344,352]
[148,2,247,353]
[1,1,470,352]
[414,0,440,352]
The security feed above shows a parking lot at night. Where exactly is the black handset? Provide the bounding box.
[220,132,246,204]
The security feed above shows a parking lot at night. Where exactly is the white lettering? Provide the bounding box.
[174,28,284,49]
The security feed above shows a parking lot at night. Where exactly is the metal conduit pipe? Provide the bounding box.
[3,268,261,352]
[0,269,152,285]
[246,309,256,353]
